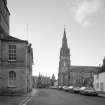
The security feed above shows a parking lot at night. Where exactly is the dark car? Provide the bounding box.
[73,87,80,93]
[80,87,98,96]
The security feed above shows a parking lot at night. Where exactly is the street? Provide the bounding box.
[0,89,105,105]
[26,89,105,105]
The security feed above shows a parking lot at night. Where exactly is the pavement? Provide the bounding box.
[0,89,37,105]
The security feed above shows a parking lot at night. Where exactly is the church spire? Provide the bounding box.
[62,28,68,48]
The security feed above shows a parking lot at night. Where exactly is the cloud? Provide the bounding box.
[73,0,104,26]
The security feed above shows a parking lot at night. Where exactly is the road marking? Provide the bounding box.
[19,96,29,105]
[23,97,32,105]
[19,96,33,105]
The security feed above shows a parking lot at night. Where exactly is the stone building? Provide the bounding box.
[58,28,70,86]
[33,74,51,88]
[70,66,99,87]
[51,74,56,86]
[32,76,38,88]
[58,29,99,87]
[0,0,33,95]
[94,57,105,92]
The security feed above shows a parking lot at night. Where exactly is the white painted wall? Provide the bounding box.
[94,72,105,92]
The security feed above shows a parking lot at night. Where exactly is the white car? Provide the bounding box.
[73,87,80,93]
[68,86,74,89]
[62,86,68,90]
[79,87,87,94]
[63,86,74,92]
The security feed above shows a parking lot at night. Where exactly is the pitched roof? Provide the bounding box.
[0,35,28,43]
[70,65,100,73]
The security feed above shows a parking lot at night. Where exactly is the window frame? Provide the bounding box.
[8,45,16,63]
[8,71,16,87]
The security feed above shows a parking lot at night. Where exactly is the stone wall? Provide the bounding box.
[0,41,28,95]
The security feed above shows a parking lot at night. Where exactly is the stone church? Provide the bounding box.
[0,0,33,95]
[58,29,99,87]
[58,29,70,86]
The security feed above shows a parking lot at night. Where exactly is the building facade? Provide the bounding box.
[58,29,70,86]
[33,74,51,88]
[51,74,56,86]
[58,29,99,87]
[0,0,33,95]
[94,57,105,92]
[70,66,99,87]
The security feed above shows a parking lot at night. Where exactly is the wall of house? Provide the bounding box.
[0,67,27,93]
[94,73,105,92]
[1,41,26,66]
[0,41,28,94]
[26,45,33,92]
[0,40,1,64]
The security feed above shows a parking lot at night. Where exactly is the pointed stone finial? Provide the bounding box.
[62,28,68,48]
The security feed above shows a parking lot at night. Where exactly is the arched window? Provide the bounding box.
[8,71,16,87]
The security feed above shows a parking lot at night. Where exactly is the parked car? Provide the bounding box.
[79,87,87,94]
[80,87,98,96]
[49,86,58,89]
[62,86,68,91]
[62,86,70,92]
[73,87,80,93]
[67,86,74,93]
[58,86,63,90]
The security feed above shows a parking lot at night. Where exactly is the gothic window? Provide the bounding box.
[8,45,16,63]
[8,71,16,87]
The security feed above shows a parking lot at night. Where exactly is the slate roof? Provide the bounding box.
[0,35,28,43]
[70,65,100,73]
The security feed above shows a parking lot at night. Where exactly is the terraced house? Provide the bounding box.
[0,0,33,95]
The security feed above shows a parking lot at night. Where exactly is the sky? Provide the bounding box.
[8,0,105,78]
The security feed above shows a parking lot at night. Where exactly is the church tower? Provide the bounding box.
[58,28,70,86]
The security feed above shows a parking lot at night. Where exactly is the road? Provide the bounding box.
[25,89,105,105]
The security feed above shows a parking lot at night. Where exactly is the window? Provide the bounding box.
[8,45,16,63]
[8,71,16,87]
[96,82,99,89]
[100,82,104,91]
[96,74,99,80]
